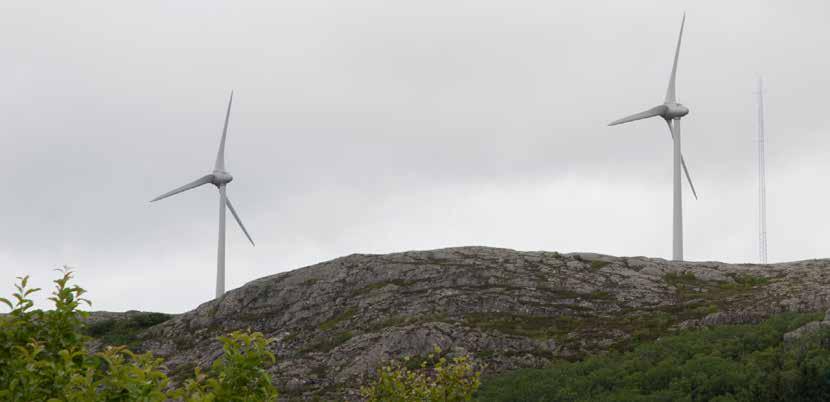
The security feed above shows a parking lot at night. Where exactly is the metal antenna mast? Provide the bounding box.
[757,78,768,264]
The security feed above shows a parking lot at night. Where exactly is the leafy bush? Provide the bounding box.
[476,312,830,402]
[362,346,482,402]
[0,269,278,401]
[171,330,278,401]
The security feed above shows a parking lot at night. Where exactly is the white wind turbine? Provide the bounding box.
[151,91,255,299]
[608,13,697,261]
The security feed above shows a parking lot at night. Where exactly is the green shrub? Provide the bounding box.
[172,331,278,401]
[362,346,482,402]
[0,269,278,401]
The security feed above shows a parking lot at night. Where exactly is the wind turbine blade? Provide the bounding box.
[214,91,234,171]
[664,120,698,199]
[664,13,686,103]
[681,155,698,200]
[224,193,255,246]
[150,174,214,202]
[608,105,666,126]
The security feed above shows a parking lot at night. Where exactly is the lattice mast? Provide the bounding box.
[757,78,768,264]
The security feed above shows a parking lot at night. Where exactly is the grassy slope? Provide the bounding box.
[476,312,830,402]
[86,312,173,349]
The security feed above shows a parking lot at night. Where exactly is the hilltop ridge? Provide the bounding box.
[116,247,830,399]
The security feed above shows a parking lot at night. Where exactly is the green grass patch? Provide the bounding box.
[301,278,320,286]
[659,270,773,316]
[589,261,611,271]
[318,308,357,331]
[720,273,770,290]
[463,313,580,340]
[588,290,612,300]
[464,304,712,348]
[86,312,172,348]
[477,350,497,359]
[664,271,699,286]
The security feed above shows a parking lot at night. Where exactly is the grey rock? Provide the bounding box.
[784,320,830,342]
[701,312,764,326]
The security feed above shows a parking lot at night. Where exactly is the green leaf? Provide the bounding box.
[0,297,12,309]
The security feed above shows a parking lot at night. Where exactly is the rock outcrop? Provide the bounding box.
[128,247,830,400]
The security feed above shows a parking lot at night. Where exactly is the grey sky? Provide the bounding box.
[1,0,828,312]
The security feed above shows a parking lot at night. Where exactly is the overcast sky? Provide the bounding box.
[1,0,828,313]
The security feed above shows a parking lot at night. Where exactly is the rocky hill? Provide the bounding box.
[125,247,830,400]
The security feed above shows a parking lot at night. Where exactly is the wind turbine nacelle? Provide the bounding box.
[211,171,234,186]
[664,103,690,119]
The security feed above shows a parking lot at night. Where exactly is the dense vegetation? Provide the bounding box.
[0,269,480,401]
[476,312,830,402]
[86,312,172,348]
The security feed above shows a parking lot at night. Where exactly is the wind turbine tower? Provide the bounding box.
[757,79,768,264]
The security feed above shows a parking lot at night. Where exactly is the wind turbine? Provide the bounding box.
[608,13,697,261]
[151,91,255,299]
